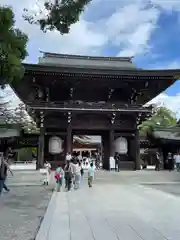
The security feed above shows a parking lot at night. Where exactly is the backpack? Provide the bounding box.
[55,167,61,180]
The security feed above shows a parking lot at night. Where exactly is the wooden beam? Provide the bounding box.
[27,102,152,113]
[45,132,67,135]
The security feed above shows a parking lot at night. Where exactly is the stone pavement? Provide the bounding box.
[7,169,180,187]
[10,162,36,171]
[0,186,52,240]
[36,180,180,240]
[7,170,47,186]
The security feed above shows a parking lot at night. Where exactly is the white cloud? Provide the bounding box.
[151,0,180,11]
[0,0,161,60]
[117,22,157,57]
[105,3,159,57]
[148,92,180,118]
[1,0,180,59]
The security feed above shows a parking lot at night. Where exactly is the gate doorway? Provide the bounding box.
[72,130,110,170]
[73,135,102,169]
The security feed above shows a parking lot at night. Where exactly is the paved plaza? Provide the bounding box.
[36,171,180,240]
[7,167,180,186]
[0,186,52,240]
[2,169,180,240]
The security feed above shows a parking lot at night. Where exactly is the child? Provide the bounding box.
[44,162,51,185]
[55,166,64,192]
[88,163,95,188]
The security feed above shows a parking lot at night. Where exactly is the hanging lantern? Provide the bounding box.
[49,136,63,154]
[114,137,128,154]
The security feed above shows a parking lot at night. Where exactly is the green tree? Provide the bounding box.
[0,91,14,128]
[23,0,91,34]
[139,106,177,137]
[17,148,34,162]
[7,103,38,133]
[0,99,38,134]
[0,6,28,88]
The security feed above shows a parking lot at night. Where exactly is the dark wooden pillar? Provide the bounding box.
[102,132,109,170]
[37,127,45,169]
[109,128,114,157]
[102,129,114,171]
[135,129,140,170]
[37,111,45,170]
[66,124,72,154]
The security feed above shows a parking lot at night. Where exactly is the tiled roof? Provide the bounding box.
[153,130,180,141]
[38,52,137,70]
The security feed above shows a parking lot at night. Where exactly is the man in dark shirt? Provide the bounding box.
[114,152,120,172]
[0,157,13,195]
[155,151,161,171]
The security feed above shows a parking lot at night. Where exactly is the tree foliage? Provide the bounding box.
[0,95,38,134]
[139,106,177,137]
[23,0,91,34]
[17,148,35,162]
[7,103,38,133]
[0,6,28,88]
[0,91,15,126]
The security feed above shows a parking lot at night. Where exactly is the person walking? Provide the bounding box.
[0,156,13,196]
[155,151,161,171]
[95,154,100,170]
[69,159,76,189]
[44,161,51,185]
[3,159,13,192]
[167,152,174,171]
[54,166,64,192]
[88,163,95,188]
[114,152,120,172]
[80,161,84,184]
[174,152,180,171]
[109,156,115,171]
[64,161,73,191]
[74,161,81,189]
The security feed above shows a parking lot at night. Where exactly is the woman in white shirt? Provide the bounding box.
[74,161,81,189]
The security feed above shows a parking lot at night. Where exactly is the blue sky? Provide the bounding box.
[2,0,180,115]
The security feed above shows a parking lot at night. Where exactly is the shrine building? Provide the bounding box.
[12,52,180,170]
